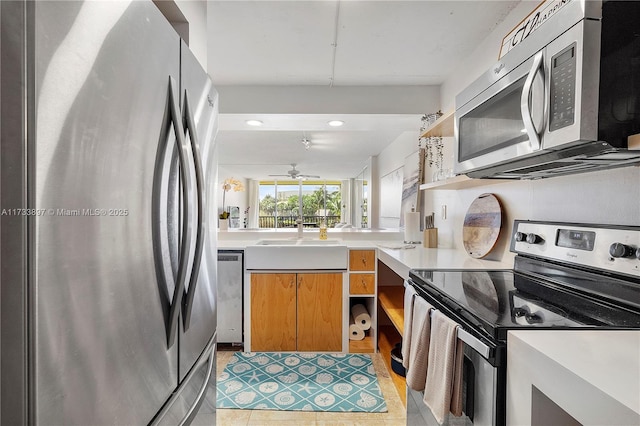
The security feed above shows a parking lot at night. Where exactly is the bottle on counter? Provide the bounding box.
[319,220,328,240]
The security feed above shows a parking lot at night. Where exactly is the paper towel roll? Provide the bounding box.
[404,211,422,243]
[349,314,365,341]
[351,304,371,331]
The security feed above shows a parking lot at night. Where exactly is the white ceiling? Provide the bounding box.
[208,1,521,179]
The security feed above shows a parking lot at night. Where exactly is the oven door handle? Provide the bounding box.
[405,280,493,360]
[457,327,491,360]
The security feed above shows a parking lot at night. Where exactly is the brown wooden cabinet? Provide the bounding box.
[250,273,297,351]
[250,272,342,352]
[297,273,343,352]
[347,249,377,354]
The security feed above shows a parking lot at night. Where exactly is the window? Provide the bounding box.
[258,180,342,228]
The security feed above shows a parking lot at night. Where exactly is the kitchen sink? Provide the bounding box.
[245,239,348,270]
[255,238,342,246]
[255,239,299,245]
[296,239,342,245]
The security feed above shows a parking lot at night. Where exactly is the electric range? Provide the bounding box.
[406,220,640,426]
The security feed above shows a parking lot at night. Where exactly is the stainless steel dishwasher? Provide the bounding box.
[217,250,243,344]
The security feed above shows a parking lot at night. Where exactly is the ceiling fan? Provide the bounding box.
[269,164,320,179]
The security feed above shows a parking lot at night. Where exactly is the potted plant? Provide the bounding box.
[220,177,243,230]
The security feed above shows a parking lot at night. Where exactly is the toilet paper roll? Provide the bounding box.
[404,211,422,243]
[349,314,365,341]
[351,304,371,331]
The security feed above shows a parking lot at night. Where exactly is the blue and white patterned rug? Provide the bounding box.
[216,352,388,412]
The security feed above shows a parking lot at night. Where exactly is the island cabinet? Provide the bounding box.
[250,272,343,352]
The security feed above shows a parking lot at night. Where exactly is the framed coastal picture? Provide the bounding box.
[400,151,421,226]
[380,167,403,221]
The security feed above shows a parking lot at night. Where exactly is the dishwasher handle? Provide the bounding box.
[218,254,242,262]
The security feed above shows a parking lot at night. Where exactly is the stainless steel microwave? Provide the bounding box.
[455,0,640,179]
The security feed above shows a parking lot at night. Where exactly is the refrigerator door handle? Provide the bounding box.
[178,347,214,425]
[181,90,205,331]
[155,76,193,348]
[149,333,216,425]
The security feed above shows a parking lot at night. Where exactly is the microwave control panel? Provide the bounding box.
[549,43,577,131]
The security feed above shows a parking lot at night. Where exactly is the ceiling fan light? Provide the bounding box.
[328,120,344,127]
[245,119,263,127]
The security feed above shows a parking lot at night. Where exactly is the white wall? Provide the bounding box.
[425,167,640,263]
[440,0,540,112]
[375,0,640,264]
[375,130,425,229]
[214,85,439,114]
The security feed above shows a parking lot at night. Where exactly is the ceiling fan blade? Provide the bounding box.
[300,174,321,178]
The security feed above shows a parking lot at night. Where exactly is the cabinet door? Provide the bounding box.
[297,273,343,352]
[251,273,297,351]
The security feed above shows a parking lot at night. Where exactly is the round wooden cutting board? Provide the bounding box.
[462,193,503,258]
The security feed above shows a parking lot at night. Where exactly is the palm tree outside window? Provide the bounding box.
[257,180,341,229]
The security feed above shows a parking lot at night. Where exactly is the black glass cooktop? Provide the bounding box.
[408,261,640,341]
[409,269,519,340]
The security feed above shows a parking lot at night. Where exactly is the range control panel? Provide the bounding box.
[511,220,640,278]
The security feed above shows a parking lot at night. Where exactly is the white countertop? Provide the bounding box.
[507,330,640,425]
[375,245,511,279]
[218,232,512,276]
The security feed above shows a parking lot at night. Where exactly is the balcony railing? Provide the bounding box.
[258,215,341,228]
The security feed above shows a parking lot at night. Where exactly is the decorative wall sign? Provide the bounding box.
[499,0,572,59]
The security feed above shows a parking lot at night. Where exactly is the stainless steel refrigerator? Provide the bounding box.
[1,1,219,424]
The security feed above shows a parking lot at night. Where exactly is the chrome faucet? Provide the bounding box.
[296,217,303,239]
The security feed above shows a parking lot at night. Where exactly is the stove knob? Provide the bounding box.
[526,233,543,244]
[609,243,635,258]
[525,312,543,324]
[514,232,526,242]
[513,307,528,318]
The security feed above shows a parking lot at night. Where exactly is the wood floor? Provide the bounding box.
[191,350,407,426]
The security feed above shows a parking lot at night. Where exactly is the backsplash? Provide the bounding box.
[422,166,640,263]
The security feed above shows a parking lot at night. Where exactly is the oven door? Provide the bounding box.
[405,280,505,426]
[407,346,501,426]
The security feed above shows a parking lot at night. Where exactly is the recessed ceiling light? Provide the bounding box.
[245,119,263,127]
[328,120,344,127]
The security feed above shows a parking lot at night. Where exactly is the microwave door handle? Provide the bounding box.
[521,51,544,151]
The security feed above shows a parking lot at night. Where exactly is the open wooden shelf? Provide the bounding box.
[418,110,512,191]
[378,286,404,335]
[420,110,454,138]
[419,174,511,191]
[378,325,406,406]
[349,334,374,353]
[377,285,407,406]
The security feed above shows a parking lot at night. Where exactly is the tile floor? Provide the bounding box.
[199,350,407,426]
